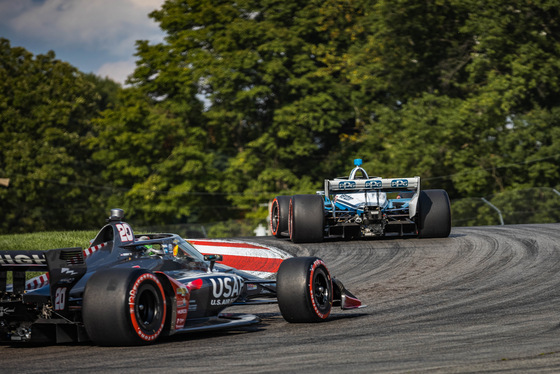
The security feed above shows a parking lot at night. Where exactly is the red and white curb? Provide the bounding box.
[189,239,292,279]
[24,239,290,290]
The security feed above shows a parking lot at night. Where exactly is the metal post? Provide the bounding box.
[481,198,504,226]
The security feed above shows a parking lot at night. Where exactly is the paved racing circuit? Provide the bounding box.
[2,224,560,373]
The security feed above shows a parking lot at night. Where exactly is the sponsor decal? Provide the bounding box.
[54,287,67,311]
[210,276,243,298]
[0,307,15,317]
[166,277,189,330]
[391,179,409,188]
[335,194,353,201]
[188,300,198,312]
[175,305,188,329]
[210,276,244,306]
[338,181,356,190]
[116,223,134,242]
[176,286,189,308]
[57,278,76,284]
[61,267,78,276]
[0,253,46,266]
[365,180,382,188]
[210,297,238,306]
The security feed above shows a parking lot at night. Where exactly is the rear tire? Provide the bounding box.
[270,196,291,238]
[277,257,333,323]
[83,268,167,346]
[289,194,324,243]
[418,189,451,238]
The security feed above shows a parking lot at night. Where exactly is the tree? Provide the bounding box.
[0,39,120,233]
[148,0,365,212]
[347,0,560,199]
[88,86,226,225]
[444,0,560,196]
[4,0,560,232]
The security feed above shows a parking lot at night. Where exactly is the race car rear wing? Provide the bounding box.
[0,248,86,296]
[324,176,421,194]
[323,176,421,218]
[0,250,48,293]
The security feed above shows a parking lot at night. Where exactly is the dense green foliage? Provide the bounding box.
[1,0,560,234]
[0,39,120,233]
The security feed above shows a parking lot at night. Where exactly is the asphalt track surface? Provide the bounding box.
[2,224,560,373]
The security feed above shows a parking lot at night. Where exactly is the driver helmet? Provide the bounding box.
[137,235,164,256]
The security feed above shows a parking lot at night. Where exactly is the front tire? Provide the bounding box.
[83,268,167,346]
[270,196,291,238]
[289,194,324,243]
[277,257,333,322]
[418,189,451,238]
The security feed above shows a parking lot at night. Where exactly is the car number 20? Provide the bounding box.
[54,287,67,311]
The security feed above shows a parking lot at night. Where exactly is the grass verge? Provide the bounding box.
[0,230,98,251]
[0,230,98,284]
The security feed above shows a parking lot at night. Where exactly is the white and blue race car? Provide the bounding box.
[270,159,451,243]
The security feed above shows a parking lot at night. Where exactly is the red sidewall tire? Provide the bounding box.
[307,261,332,320]
[270,196,290,237]
[277,256,333,323]
[83,268,167,346]
[127,272,167,342]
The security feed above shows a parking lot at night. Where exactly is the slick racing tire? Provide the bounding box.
[289,194,324,243]
[418,189,451,238]
[270,196,291,238]
[83,268,167,346]
[277,256,333,323]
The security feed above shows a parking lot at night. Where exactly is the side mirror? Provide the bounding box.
[204,254,223,271]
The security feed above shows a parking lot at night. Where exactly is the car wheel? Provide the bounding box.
[270,196,291,238]
[83,268,167,346]
[418,189,451,238]
[277,256,333,322]
[288,194,324,243]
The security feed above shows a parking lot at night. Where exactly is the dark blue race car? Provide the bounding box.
[270,159,451,243]
[0,209,363,345]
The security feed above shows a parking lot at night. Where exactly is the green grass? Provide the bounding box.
[0,230,98,251]
[0,230,99,284]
